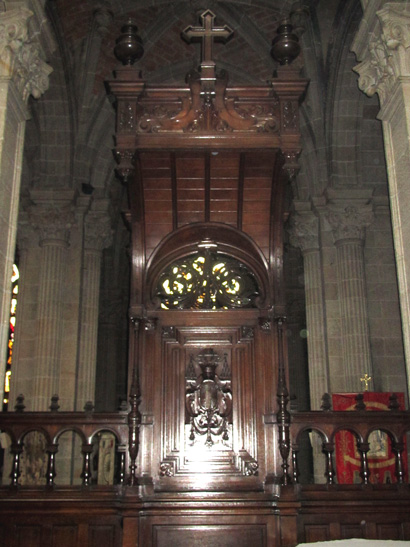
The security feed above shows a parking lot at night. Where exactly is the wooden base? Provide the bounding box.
[1,484,410,546]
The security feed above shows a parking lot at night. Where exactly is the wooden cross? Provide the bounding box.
[360,373,372,391]
[182,10,233,64]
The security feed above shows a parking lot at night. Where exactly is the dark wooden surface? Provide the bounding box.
[4,14,410,547]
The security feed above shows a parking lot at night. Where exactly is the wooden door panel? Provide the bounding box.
[156,325,260,488]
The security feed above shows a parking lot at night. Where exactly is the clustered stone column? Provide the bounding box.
[289,208,329,409]
[290,207,329,483]
[352,2,410,392]
[75,212,112,411]
[0,2,53,389]
[327,203,374,392]
[29,201,74,411]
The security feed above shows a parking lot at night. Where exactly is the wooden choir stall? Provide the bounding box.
[1,11,410,547]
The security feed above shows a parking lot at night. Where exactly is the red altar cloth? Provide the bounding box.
[332,392,407,484]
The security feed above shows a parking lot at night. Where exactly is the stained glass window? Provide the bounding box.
[156,251,259,310]
[3,264,19,411]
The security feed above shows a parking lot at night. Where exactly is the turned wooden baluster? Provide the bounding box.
[81,443,93,486]
[118,445,126,485]
[276,317,291,485]
[128,379,141,486]
[128,317,142,486]
[357,440,370,484]
[46,444,58,487]
[292,446,299,484]
[393,439,405,484]
[10,442,23,487]
[323,441,335,484]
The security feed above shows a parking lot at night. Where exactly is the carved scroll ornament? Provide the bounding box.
[132,70,280,135]
[156,251,259,310]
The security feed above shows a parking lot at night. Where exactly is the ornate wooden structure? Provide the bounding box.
[1,11,410,547]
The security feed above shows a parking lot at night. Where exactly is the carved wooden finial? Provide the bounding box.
[271,20,300,66]
[14,394,25,413]
[114,19,144,66]
[182,10,233,65]
[49,395,60,412]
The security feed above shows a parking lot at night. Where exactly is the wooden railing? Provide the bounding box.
[1,393,410,488]
[287,394,410,486]
[0,397,129,487]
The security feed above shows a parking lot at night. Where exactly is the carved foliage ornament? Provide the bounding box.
[354,4,410,103]
[29,203,76,245]
[155,250,260,310]
[327,205,374,243]
[185,348,232,448]
[84,215,113,251]
[114,149,136,181]
[288,212,319,253]
[0,8,52,102]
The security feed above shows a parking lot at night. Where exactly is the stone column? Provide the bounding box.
[0,3,53,390]
[352,2,410,393]
[75,211,112,411]
[289,208,329,409]
[29,199,74,411]
[327,202,374,392]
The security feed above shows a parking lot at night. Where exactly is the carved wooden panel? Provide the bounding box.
[340,524,364,539]
[153,524,266,546]
[157,325,260,487]
[140,513,277,547]
[51,526,78,547]
[16,525,42,547]
[304,525,330,543]
[376,524,402,540]
[89,524,118,547]
[0,515,122,547]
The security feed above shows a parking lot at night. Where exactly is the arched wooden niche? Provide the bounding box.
[145,223,270,310]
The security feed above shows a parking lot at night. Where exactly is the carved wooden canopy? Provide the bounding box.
[108,10,308,316]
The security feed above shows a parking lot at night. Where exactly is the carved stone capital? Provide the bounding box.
[16,211,37,250]
[28,202,75,246]
[327,205,374,244]
[352,3,410,104]
[0,7,53,102]
[288,212,319,253]
[84,214,113,252]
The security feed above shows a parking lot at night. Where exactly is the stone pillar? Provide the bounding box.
[75,210,112,411]
[352,2,410,393]
[29,198,74,411]
[290,207,329,483]
[327,201,374,392]
[0,3,53,390]
[289,208,329,409]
